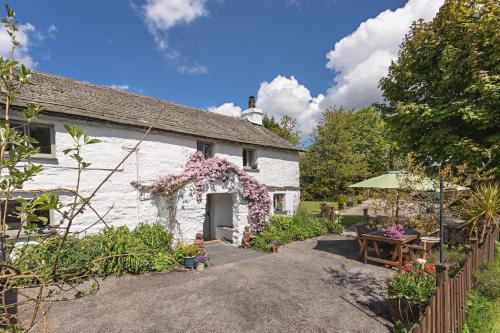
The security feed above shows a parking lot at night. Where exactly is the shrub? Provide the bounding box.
[473,242,500,300]
[13,223,176,285]
[408,214,439,234]
[338,194,347,209]
[462,292,496,333]
[356,194,364,204]
[252,211,331,251]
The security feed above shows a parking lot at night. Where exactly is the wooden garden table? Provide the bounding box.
[359,231,418,267]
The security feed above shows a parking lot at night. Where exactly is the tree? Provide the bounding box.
[300,107,392,200]
[0,4,155,329]
[263,115,300,145]
[378,0,499,175]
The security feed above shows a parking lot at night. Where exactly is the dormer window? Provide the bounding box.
[242,148,257,170]
[197,141,213,159]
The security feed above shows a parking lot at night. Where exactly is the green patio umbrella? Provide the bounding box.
[348,171,467,192]
[348,171,467,216]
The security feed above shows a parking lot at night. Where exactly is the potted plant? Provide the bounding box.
[269,239,281,253]
[381,224,405,239]
[195,255,207,271]
[386,261,436,323]
[183,245,199,269]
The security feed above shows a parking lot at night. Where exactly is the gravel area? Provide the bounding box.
[43,235,394,333]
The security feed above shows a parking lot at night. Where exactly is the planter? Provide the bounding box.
[271,245,279,253]
[388,297,421,323]
[184,256,196,269]
[196,262,205,271]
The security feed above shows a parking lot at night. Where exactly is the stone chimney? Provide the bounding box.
[241,96,263,125]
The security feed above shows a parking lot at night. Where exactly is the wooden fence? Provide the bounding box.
[410,226,498,333]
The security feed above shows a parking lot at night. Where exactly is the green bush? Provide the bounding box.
[13,223,176,285]
[462,292,496,333]
[473,243,500,300]
[252,211,342,252]
[462,242,500,333]
[338,194,347,209]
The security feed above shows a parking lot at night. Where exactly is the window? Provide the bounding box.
[3,200,50,232]
[242,148,257,169]
[197,141,213,159]
[273,194,286,213]
[9,120,54,156]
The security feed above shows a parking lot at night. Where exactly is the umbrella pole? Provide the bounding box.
[395,190,400,217]
[439,176,444,264]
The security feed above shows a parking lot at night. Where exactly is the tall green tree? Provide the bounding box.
[301,107,391,200]
[378,0,499,174]
[263,115,300,145]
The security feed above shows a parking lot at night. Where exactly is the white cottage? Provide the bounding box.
[6,72,300,245]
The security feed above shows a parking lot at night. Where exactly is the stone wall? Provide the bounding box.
[16,112,300,244]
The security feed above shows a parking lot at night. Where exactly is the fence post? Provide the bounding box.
[436,264,449,333]
[469,237,478,271]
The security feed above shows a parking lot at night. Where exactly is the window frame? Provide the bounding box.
[8,119,56,159]
[273,193,286,214]
[196,141,213,159]
[242,148,258,170]
[2,198,53,237]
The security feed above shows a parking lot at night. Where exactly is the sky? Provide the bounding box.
[3,0,444,141]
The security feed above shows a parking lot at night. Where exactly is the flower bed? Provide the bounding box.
[386,259,437,323]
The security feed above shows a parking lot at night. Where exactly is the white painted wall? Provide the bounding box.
[17,113,300,244]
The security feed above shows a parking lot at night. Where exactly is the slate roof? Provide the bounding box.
[14,71,300,152]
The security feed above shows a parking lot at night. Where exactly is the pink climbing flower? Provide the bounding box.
[150,152,271,231]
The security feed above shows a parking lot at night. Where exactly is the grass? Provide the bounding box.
[462,242,499,333]
[300,201,365,228]
[341,215,365,228]
[300,201,338,214]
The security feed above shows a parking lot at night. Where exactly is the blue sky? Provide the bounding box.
[6,0,443,138]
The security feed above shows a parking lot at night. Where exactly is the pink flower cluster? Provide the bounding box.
[381,224,404,239]
[151,152,271,231]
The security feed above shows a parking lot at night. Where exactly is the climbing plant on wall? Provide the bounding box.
[149,152,271,231]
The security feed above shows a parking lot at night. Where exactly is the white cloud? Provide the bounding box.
[209,76,324,138]
[320,0,444,109]
[208,102,242,117]
[208,0,444,141]
[0,23,36,67]
[256,75,324,137]
[177,64,208,75]
[109,84,130,91]
[142,0,208,51]
[47,24,58,39]
[141,0,209,73]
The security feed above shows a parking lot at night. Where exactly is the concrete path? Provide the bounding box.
[205,241,267,266]
[44,235,394,333]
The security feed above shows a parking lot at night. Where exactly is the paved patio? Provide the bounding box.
[45,235,394,333]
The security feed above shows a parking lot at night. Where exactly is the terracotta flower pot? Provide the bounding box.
[271,245,279,253]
